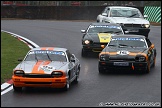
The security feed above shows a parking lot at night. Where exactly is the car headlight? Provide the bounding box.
[144,24,150,28]
[117,23,124,26]
[51,71,63,77]
[135,56,146,62]
[142,24,150,28]
[100,54,109,61]
[84,40,90,44]
[14,70,25,76]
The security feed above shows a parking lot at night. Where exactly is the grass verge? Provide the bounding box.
[1,32,30,84]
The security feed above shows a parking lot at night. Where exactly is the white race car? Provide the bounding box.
[97,6,150,37]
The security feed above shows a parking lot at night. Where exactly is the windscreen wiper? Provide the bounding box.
[34,53,38,61]
[118,44,134,48]
[99,31,114,33]
[128,13,138,17]
[46,52,52,61]
[108,44,117,47]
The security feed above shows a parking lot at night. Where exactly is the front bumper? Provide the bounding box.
[98,61,148,72]
[12,76,67,88]
[122,27,150,37]
[82,44,106,52]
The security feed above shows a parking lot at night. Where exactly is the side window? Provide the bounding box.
[102,7,108,13]
[146,38,152,47]
[25,54,35,61]
[101,7,109,17]
[86,24,91,33]
[107,8,110,16]
[66,50,73,61]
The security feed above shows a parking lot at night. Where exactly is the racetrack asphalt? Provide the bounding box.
[1,23,161,94]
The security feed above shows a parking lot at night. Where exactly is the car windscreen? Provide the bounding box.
[110,8,142,18]
[24,50,67,62]
[108,37,147,48]
[87,25,123,34]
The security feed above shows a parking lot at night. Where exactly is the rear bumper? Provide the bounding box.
[12,76,67,88]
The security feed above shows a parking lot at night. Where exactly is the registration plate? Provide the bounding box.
[114,62,129,66]
[128,29,139,32]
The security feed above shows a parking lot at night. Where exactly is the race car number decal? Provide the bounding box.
[40,65,54,72]
[117,50,130,55]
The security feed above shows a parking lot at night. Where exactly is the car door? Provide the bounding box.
[66,50,76,80]
[70,54,77,77]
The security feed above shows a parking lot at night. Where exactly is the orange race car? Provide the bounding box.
[98,35,156,73]
[12,47,81,92]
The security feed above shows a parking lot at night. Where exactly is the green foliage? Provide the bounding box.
[1,32,30,84]
[144,1,161,6]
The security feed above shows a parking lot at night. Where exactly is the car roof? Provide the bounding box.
[90,22,121,26]
[30,47,67,52]
[106,6,138,10]
[111,34,146,38]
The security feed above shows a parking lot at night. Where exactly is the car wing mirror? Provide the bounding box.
[18,58,23,61]
[124,31,129,34]
[151,44,154,48]
[71,54,76,62]
[81,30,86,33]
[144,15,148,18]
[102,13,108,17]
[71,58,75,62]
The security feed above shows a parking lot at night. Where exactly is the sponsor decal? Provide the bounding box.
[90,25,121,29]
[40,65,54,72]
[30,50,66,56]
[112,38,144,41]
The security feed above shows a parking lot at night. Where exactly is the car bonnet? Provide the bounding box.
[14,61,68,74]
[86,33,112,43]
[105,47,148,57]
[109,17,150,24]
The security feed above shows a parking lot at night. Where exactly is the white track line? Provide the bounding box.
[1,30,39,48]
[1,83,11,90]
[1,86,13,95]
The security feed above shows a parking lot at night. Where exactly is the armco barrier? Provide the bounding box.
[144,6,161,23]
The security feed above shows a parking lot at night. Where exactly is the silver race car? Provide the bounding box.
[12,47,81,91]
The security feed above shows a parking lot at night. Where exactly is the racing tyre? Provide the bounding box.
[63,75,70,91]
[81,48,87,57]
[74,75,79,83]
[145,34,149,38]
[13,84,22,92]
[152,57,156,68]
[98,65,104,74]
[145,62,150,73]
[74,69,80,83]
[99,68,104,74]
